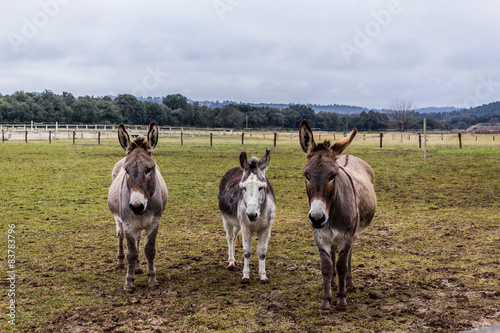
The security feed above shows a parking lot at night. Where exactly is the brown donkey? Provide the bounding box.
[108,122,168,291]
[299,119,376,312]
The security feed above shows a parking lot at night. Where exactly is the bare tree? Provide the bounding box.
[387,99,417,132]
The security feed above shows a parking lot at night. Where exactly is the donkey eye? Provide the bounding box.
[259,187,265,192]
[305,175,310,183]
[145,168,153,176]
[328,175,335,183]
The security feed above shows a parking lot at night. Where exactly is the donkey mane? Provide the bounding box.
[130,137,148,151]
[246,157,260,170]
[307,141,335,159]
[314,141,331,151]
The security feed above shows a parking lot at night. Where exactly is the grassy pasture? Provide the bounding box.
[0,134,499,332]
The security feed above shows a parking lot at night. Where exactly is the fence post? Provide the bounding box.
[98,132,101,145]
[379,133,383,148]
[2,130,4,142]
[25,131,28,143]
[424,118,427,165]
[242,132,244,145]
[274,133,277,147]
[210,133,213,147]
[458,133,462,149]
[73,131,76,144]
[49,131,52,144]
[418,133,421,148]
[181,132,183,146]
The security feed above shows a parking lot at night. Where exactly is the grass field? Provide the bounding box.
[0,133,499,332]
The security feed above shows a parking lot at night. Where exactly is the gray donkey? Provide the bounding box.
[108,122,168,291]
[299,119,376,311]
[219,149,276,283]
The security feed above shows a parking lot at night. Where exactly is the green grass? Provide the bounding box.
[0,135,499,332]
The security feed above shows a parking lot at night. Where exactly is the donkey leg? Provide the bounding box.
[346,242,356,292]
[318,249,334,312]
[134,232,142,273]
[335,244,353,308]
[257,228,271,283]
[115,218,125,268]
[124,230,139,292]
[230,226,241,270]
[331,245,337,290]
[144,224,159,288]
[223,217,238,270]
[241,230,252,283]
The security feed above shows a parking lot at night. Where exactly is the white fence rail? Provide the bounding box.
[0,124,498,149]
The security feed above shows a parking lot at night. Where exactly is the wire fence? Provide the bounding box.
[1,123,498,149]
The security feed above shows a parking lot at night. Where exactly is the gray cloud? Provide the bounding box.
[1,0,500,109]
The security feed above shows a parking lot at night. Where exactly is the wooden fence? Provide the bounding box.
[0,124,498,149]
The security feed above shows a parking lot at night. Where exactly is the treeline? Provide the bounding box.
[0,90,389,130]
[1,90,498,131]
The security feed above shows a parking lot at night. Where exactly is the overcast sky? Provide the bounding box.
[1,0,500,109]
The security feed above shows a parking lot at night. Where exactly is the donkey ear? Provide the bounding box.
[118,124,130,152]
[239,151,248,170]
[257,148,271,173]
[332,128,357,156]
[147,121,159,150]
[299,119,316,155]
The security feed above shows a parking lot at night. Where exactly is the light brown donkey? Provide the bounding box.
[299,119,376,312]
[108,122,168,291]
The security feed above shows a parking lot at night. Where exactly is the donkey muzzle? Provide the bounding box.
[309,200,328,229]
[129,191,147,215]
[246,211,258,222]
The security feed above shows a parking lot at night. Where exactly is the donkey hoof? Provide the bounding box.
[123,285,135,293]
[241,277,250,284]
[336,298,348,310]
[259,277,269,284]
[319,309,330,316]
[320,300,331,312]
[228,263,236,271]
[148,275,158,288]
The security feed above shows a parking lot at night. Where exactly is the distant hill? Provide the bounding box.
[205,100,462,115]
[421,101,500,119]
[207,100,369,114]
[461,101,500,117]
[416,106,460,114]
